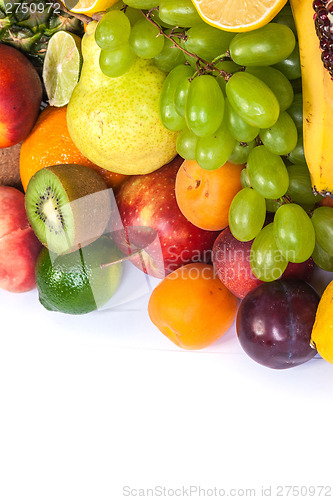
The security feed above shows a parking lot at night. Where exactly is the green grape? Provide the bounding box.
[182,23,234,66]
[259,111,298,156]
[153,33,186,73]
[213,60,241,92]
[95,10,131,50]
[229,140,256,165]
[229,187,266,242]
[109,2,143,25]
[240,167,251,188]
[229,23,295,66]
[159,0,202,27]
[174,71,194,117]
[286,164,319,206]
[312,243,333,272]
[226,72,280,129]
[159,65,191,131]
[288,136,306,165]
[186,75,224,137]
[273,3,297,36]
[250,223,288,281]
[274,203,315,263]
[247,145,289,199]
[106,0,124,8]
[265,199,281,213]
[311,207,333,256]
[150,8,173,28]
[195,118,236,170]
[245,66,294,112]
[274,43,301,80]
[287,93,302,131]
[129,18,164,58]
[291,78,302,94]
[125,0,159,8]
[225,99,259,143]
[99,44,136,77]
[176,127,197,160]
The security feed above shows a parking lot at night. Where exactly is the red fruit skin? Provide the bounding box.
[0,186,42,292]
[115,156,220,278]
[213,227,314,299]
[0,45,42,148]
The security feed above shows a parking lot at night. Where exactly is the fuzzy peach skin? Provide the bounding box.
[0,186,42,292]
[0,45,42,149]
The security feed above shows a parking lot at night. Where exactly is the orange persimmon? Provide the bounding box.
[175,159,243,231]
[148,263,239,350]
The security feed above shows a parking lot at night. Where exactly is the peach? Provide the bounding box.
[0,45,42,149]
[0,186,42,292]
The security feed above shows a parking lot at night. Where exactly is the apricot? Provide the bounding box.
[148,263,239,350]
[175,160,243,231]
[0,186,42,292]
[0,45,42,148]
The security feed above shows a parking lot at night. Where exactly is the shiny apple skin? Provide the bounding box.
[115,156,220,278]
[236,280,319,369]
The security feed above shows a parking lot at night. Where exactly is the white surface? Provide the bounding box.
[1,263,333,500]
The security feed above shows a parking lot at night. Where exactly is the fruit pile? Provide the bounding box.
[2,0,333,370]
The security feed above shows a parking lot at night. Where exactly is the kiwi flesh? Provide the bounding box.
[25,164,111,254]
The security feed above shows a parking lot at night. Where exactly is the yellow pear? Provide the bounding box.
[67,21,177,176]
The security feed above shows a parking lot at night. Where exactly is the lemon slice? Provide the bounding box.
[64,0,118,15]
[43,32,82,107]
[191,0,288,32]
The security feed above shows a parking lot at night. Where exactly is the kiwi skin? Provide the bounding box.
[25,164,112,254]
[0,143,23,191]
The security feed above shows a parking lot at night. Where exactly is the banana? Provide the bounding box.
[290,0,333,196]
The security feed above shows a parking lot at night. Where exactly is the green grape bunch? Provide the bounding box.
[90,1,333,280]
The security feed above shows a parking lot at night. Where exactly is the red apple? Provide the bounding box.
[114,157,220,278]
[0,186,42,292]
[213,227,314,299]
[0,45,42,148]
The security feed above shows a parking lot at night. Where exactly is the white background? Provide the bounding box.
[1,263,333,500]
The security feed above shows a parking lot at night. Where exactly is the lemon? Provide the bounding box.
[64,0,118,15]
[311,280,333,364]
[191,0,288,32]
[43,31,82,107]
[36,236,122,315]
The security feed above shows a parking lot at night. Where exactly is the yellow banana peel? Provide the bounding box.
[290,0,333,196]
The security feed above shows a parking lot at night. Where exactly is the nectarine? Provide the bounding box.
[175,160,243,231]
[0,45,42,148]
[148,263,239,350]
[0,186,42,292]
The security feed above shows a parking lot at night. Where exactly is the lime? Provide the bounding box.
[36,236,122,315]
[43,31,82,107]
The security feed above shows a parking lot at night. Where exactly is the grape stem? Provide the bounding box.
[141,8,232,80]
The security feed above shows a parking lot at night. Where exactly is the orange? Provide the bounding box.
[20,106,127,192]
[175,159,243,231]
[64,0,118,15]
[148,263,239,350]
[191,0,288,32]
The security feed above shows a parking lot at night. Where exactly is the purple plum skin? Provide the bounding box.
[236,279,319,369]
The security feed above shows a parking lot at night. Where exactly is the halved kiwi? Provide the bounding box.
[25,164,111,254]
